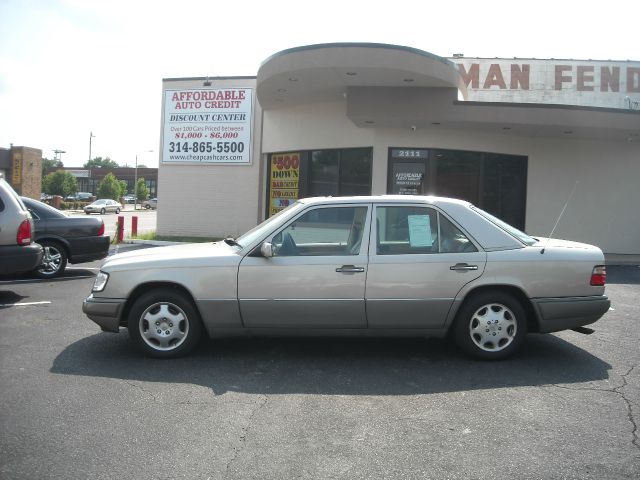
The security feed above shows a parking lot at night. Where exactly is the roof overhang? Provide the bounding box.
[257,43,466,110]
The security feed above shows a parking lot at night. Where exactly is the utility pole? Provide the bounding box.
[89,131,95,164]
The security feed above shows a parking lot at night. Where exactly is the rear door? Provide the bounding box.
[366,203,486,328]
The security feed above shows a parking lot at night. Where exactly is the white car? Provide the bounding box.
[83,195,610,359]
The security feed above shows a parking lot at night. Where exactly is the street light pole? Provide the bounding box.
[88,131,95,164]
[134,150,153,210]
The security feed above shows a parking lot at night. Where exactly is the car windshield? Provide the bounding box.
[235,202,305,249]
[471,206,537,246]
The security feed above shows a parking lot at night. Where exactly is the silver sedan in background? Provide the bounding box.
[83,195,610,359]
[84,199,121,215]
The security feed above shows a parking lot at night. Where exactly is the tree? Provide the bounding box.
[97,172,124,200]
[41,157,63,178]
[136,177,149,202]
[84,156,119,169]
[118,180,128,197]
[42,171,77,197]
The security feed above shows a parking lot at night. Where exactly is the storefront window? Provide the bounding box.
[267,148,372,217]
[388,147,527,230]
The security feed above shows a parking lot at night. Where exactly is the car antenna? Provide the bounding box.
[541,180,579,254]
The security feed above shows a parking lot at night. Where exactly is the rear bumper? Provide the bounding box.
[82,295,125,332]
[68,236,110,263]
[532,295,610,333]
[0,244,43,276]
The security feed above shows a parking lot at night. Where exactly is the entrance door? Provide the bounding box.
[238,204,371,328]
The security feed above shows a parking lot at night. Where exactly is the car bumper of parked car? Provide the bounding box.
[82,295,125,332]
[0,244,43,276]
[68,236,110,264]
[532,295,611,333]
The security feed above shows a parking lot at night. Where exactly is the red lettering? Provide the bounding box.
[577,66,594,91]
[458,63,479,89]
[555,65,572,90]
[510,64,530,90]
[627,67,640,93]
[483,64,507,89]
[601,66,620,92]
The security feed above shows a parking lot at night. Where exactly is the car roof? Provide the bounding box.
[298,195,472,207]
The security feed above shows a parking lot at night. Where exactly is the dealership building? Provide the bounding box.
[158,43,640,258]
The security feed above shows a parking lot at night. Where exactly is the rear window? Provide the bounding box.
[471,206,536,246]
[22,198,67,219]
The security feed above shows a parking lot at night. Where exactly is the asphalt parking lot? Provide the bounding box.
[0,254,638,479]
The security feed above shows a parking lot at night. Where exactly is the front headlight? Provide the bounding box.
[92,271,109,292]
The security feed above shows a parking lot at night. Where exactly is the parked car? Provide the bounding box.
[65,192,92,202]
[83,195,610,359]
[123,194,136,204]
[142,198,157,209]
[84,199,121,215]
[0,179,43,276]
[22,197,110,278]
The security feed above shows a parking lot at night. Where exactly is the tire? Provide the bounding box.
[85,211,90,215]
[100,208,106,214]
[128,288,203,358]
[453,291,527,360]
[144,204,150,209]
[35,240,68,278]
[115,208,120,214]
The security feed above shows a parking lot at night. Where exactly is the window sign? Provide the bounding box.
[408,215,433,247]
[162,88,252,164]
[269,153,300,216]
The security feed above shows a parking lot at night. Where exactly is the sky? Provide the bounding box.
[1,0,639,168]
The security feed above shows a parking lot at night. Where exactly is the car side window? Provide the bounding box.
[376,206,476,255]
[439,214,478,253]
[272,206,368,257]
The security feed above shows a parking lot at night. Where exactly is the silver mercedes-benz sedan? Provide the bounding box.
[83,196,610,359]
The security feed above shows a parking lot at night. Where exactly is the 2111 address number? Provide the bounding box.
[168,141,245,153]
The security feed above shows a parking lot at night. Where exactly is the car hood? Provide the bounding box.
[102,241,241,271]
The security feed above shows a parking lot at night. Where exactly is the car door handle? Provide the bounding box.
[336,265,365,273]
[450,263,478,271]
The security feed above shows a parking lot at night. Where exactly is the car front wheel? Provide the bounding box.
[453,291,527,360]
[128,288,203,358]
[115,207,120,214]
[100,208,106,214]
[35,240,68,278]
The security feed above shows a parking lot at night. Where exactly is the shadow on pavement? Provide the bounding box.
[0,290,28,308]
[51,333,611,396]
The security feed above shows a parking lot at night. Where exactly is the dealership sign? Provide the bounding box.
[162,88,253,164]
[451,58,640,110]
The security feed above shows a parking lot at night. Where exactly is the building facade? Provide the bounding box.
[0,146,42,199]
[158,44,640,256]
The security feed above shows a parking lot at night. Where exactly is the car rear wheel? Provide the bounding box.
[128,289,203,358]
[35,240,68,278]
[453,291,527,360]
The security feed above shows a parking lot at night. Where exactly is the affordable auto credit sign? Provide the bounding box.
[162,88,253,164]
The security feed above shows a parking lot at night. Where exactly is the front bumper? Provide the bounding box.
[82,295,126,332]
[532,295,611,333]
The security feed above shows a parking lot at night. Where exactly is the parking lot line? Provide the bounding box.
[0,301,52,307]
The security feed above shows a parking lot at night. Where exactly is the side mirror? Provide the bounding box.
[260,242,273,258]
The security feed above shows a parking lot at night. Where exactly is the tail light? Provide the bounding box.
[17,219,32,245]
[98,220,105,236]
[590,265,606,286]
